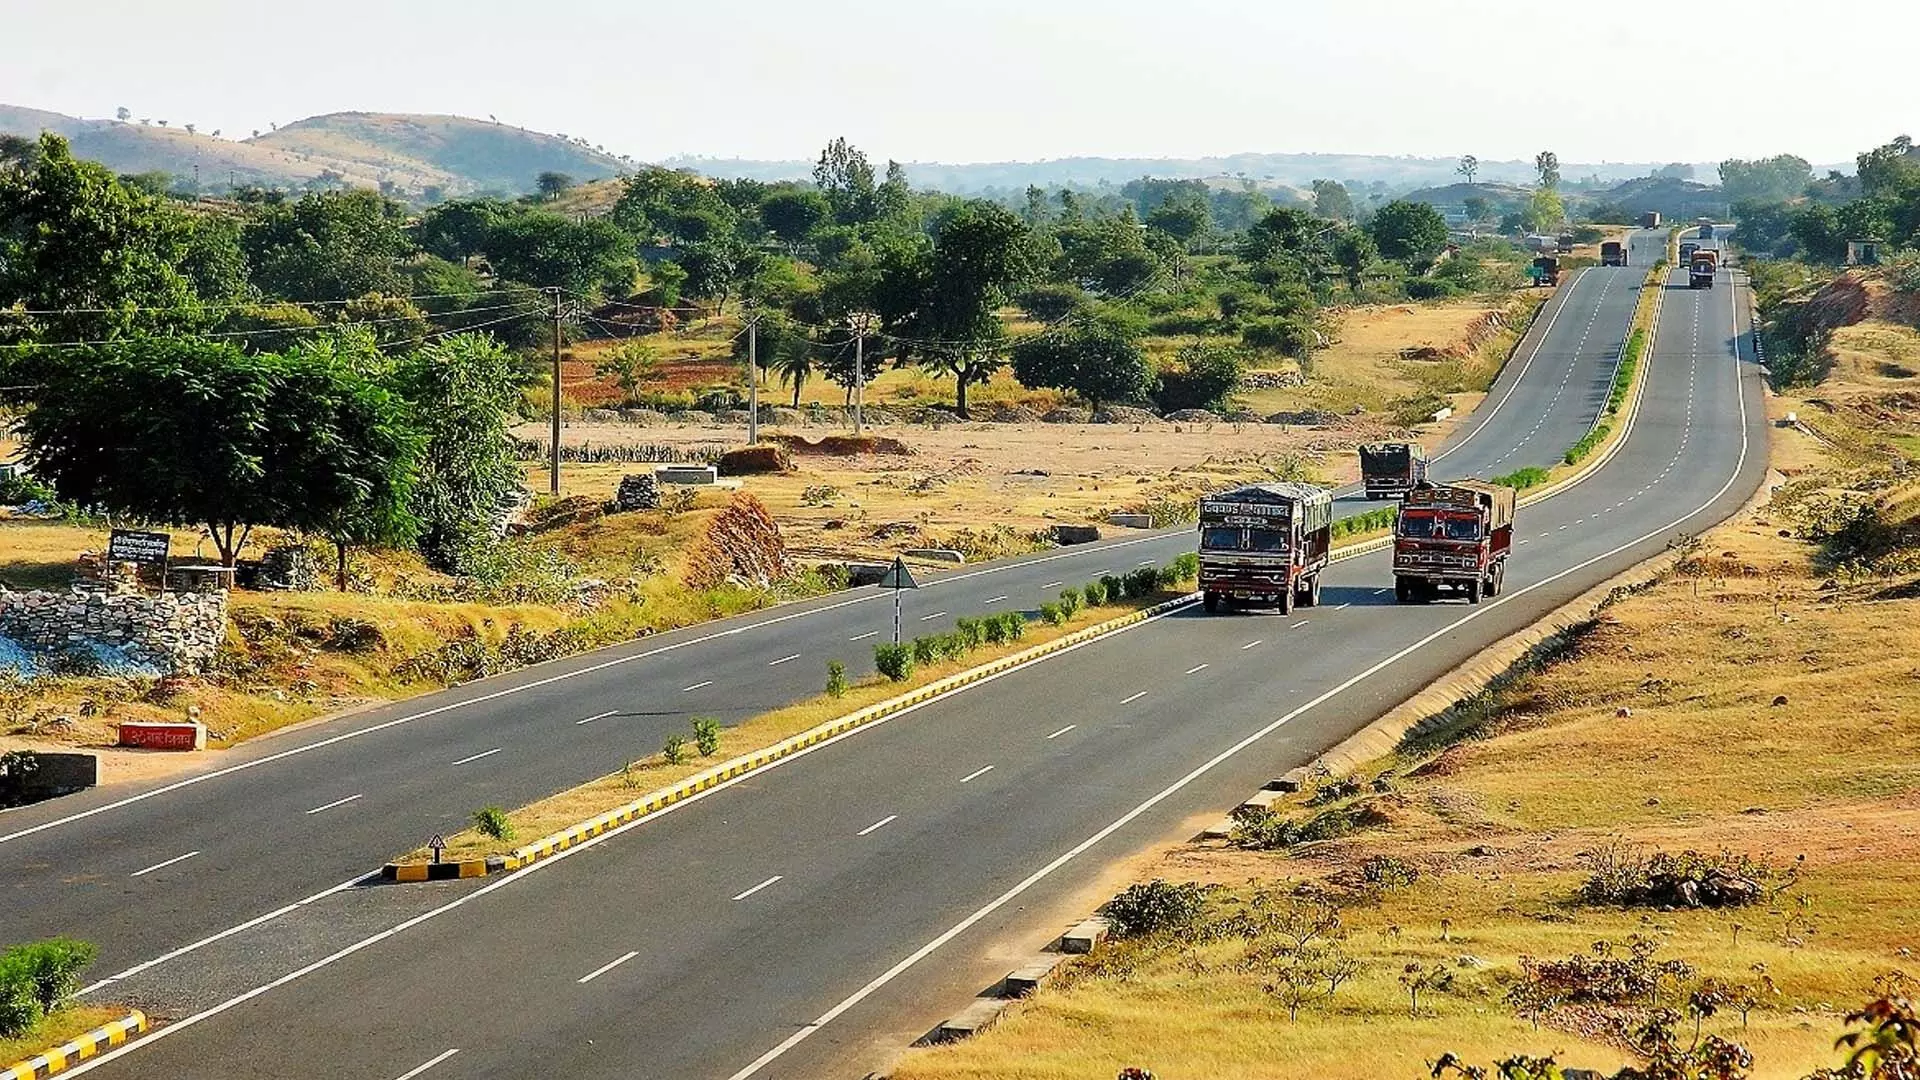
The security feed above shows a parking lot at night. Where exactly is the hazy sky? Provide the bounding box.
[4,0,1910,166]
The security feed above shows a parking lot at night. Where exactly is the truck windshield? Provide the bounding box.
[1247,528,1289,553]
[1401,511,1482,541]
[1200,526,1242,551]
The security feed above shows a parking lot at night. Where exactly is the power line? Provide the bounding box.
[0,287,548,319]
[0,301,541,350]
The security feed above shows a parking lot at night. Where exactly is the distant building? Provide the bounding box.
[1846,238,1886,266]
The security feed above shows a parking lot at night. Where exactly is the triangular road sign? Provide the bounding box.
[877,557,918,590]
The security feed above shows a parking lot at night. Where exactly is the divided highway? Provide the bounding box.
[11,236,1702,1079]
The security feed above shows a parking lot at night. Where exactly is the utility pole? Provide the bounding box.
[548,287,563,496]
[848,311,874,436]
[746,308,760,446]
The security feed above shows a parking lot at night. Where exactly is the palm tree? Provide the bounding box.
[771,335,815,408]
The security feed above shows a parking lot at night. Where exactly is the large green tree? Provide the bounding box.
[242,189,415,302]
[1718,155,1813,203]
[898,201,1034,417]
[1367,200,1450,264]
[1010,314,1152,410]
[387,333,525,572]
[481,213,637,301]
[418,199,519,263]
[0,133,201,342]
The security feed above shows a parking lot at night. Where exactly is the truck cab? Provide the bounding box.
[1689,248,1718,289]
[1198,482,1334,615]
[1600,240,1626,267]
[1530,256,1561,286]
[1392,481,1515,604]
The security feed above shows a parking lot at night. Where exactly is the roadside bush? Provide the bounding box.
[1100,880,1211,939]
[0,938,97,1018]
[472,806,515,842]
[1333,506,1395,539]
[1580,844,1784,909]
[1358,854,1421,890]
[1564,420,1613,466]
[1039,601,1068,626]
[1058,589,1083,617]
[910,633,948,667]
[1493,465,1551,490]
[662,734,688,765]
[692,717,722,757]
[1082,579,1109,607]
[874,642,914,681]
[1123,566,1163,599]
[1230,802,1385,850]
[1166,552,1200,582]
[0,977,40,1039]
[1100,573,1127,601]
[953,617,986,650]
[825,660,848,698]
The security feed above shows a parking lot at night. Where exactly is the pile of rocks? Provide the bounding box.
[1092,405,1162,425]
[1164,408,1220,423]
[0,587,229,674]
[1244,369,1305,390]
[611,473,661,512]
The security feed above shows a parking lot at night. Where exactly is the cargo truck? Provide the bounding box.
[1697,219,1716,241]
[1640,211,1661,229]
[1600,240,1626,267]
[1197,482,1334,614]
[1530,255,1560,286]
[1392,481,1515,604]
[1679,241,1699,264]
[1688,248,1718,288]
[1359,442,1429,499]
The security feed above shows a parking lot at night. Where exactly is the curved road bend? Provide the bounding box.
[0,234,1658,976]
[62,251,1765,1079]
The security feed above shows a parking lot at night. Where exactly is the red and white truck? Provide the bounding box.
[1391,481,1516,604]
[1197,482,1334,614]
[1359,442,1429,500]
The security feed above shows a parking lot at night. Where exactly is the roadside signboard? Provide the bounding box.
[107,529,171,566]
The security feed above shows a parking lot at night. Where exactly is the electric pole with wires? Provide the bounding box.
[746,306,760,446]
[848,311,875,436]
[548,286,564,495]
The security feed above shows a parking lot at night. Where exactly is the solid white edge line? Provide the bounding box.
[392,1048,459,1080]
[857,815,897,837]
[577,950,640,985]
[720,274,1755,1080]
[56,602,1197,1046]
[1429,266,1591,467]
[130,850,198,878]
[731,875,783,902]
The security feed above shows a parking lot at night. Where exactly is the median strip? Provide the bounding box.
[2,1011,148,1080]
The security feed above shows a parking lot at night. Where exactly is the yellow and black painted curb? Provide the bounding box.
[383,593,1197,882]
[3,1011,148,1080]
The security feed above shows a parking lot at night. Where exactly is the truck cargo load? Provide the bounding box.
[1640,211,1661,229]
[1688,247,1718,289]
[1392,480,1515,604]
[1601,240,1626,267]
[1359,442,1429,499]
[1197,482,1335,614]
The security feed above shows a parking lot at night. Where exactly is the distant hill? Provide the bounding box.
[1591,176,1730,220]
[0,104,628,198]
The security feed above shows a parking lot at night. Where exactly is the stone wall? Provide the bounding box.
[0,587,229,674]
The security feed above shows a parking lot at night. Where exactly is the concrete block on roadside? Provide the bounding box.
[1052,524,1101,545]
[903,548,965,565]
[1236,788,1285,814]
[842,561,894,586]
[1268,767,1311,792]
[117,721,205,751]
[1199,817,1235,840]
[1107,513,1153,529]
[1060,917,1111,954]
[16,751,97,800]
[925,997,1012,1044]
[1002,954,1071,998]
[655,464,718,485]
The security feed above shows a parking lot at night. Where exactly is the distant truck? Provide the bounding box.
[1359,442,1429,499]
[1697,218,1716,241]
[1689,248,1719,288]
[1392,481,1515,604]
[1679,241,1699,264]
[1531,255,1561,286]
[1197,482,1334,614]
[1640,211,1662,229]
[1600,240,1627,267]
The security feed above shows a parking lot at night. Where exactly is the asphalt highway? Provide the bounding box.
[53,235,1771,1080]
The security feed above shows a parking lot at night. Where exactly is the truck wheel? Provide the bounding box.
[1466,578,1482,605]
[1393,578,1408,603]
[1278,586,1294,616]
[1203,591,1219,613]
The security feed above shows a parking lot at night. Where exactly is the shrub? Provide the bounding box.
[1001,611,1027,641]
[1100,573,1126,601]
[1082,579,1109,607]
[662,734,688,765]
[1039,601,1068,626]
[1058,588,1083,617]
[1123,566,1162,598]
[1100,880,1210,938]
[1493,465,1551,490]
[0,937,97,1016]
[825,660,848,698]
[952,617,985,650]
[1580,844,1784,909]
[691,717,721,757]
[910,633,950,666]
[874,642,914,681]
[0,977,41,1039]
[472,806,515,842]
[1333,506,1395,538]
[1563,421,1611,466]
[1166,552,1200,582]
[1358,854,1421,889]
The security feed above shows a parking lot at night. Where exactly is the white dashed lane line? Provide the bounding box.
[305,794,362,815]
[450,748,502,766]
[1184,663,1209,675]
[682,680,714,692]
[848,631,878,642]
[731,876,783,902]
[130,851,199,878]
[574,710,617,726]
[1240,639,1263,650]
[1046,724,1077,739]
[959,765,995,784]
[1120,691,1147,705]
[577,951,639,985]
[857,815,897,837]
[768,654,801,666]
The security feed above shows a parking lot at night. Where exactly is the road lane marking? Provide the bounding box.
[768,654,801,666]
[719,328,1761,1079]
[917,612,947,621]
[577,951,639,984]
[450,748,502,766]
[959,765,995,784]
[131,851,199,878]
[1291,621,1308,629]
[1184,663,1209,674]
[857,815,897,836]
[682,680,714,692]
[304,795,362,815]
[983,596,1007,604]
[1045,725,1076,739]
[393,1049,459,1080]
[848,631,879,641]
[1040,581,1063,589]
[1120,691,1146,704]
[732,876,783,902]
[574,710,617,726]
[1137,559,1154,566]
[1240,640,1263,650]
[1334,603,1352,611]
